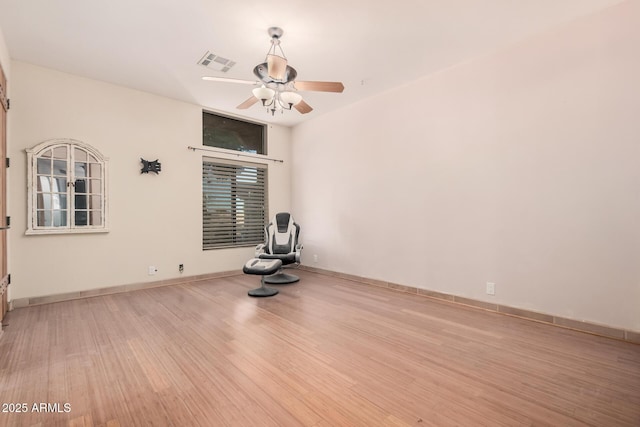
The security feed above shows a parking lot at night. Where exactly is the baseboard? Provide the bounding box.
[300,265,640,345]
[11,270,243,309]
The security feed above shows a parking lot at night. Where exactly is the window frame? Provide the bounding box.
[26,138,109,235]
[202,157,268,250]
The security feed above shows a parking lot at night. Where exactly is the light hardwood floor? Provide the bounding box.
[0,270,638,426]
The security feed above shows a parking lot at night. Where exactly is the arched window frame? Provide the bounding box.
[26,138,109,235]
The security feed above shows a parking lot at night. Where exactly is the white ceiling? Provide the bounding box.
[0,0,625,127]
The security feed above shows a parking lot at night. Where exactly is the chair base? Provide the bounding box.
[248,284,279,297]
[264,272,300,284]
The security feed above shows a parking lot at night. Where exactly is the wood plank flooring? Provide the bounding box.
[0,270,639,426]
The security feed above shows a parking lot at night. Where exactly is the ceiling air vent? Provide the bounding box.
[198,51,236,73]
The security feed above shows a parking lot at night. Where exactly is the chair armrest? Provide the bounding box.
[255,244,266,257]
[294,244,303,263]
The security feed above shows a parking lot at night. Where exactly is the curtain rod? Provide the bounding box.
[187,146,284,163]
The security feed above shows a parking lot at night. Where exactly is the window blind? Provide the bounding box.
[202,160,268,249]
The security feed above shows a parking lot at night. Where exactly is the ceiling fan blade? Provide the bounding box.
[202,76,259,85]
[237,96,259,110]
[294,81,344,93]
[294,100,313,114]
[267,54,287,80]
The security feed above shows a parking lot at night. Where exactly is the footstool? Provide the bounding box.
[243,258,283,297]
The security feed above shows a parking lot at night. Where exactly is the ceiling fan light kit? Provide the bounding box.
[252,86,275,103]
[251,86,303,116]
[280,91,303,107]
[258,90,304,117]
[202,27,344,116]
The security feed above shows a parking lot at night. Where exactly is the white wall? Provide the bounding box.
[8,61,291,300]
[292,1,640,331]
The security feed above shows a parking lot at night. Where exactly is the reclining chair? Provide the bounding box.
[255,212,303,284]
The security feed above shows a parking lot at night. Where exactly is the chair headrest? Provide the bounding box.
[274,212,292,233]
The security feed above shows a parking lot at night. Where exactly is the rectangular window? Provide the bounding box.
[203,111,266,155]
[202,159,268,250]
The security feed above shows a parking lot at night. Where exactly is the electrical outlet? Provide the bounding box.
[179,264,184,273]
[148,266,157,275]
[313,254,318,263]
[486,282,495,295]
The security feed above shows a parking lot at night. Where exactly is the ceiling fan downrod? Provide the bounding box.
[267,27,286,59]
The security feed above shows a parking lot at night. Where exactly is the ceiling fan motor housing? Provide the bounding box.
[253,63,297,85]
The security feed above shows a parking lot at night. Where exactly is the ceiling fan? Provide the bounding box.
[202,27,344,115]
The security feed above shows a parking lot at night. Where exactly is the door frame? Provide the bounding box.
[0,63,8,330]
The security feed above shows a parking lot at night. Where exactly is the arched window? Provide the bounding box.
[26,139,108,234]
